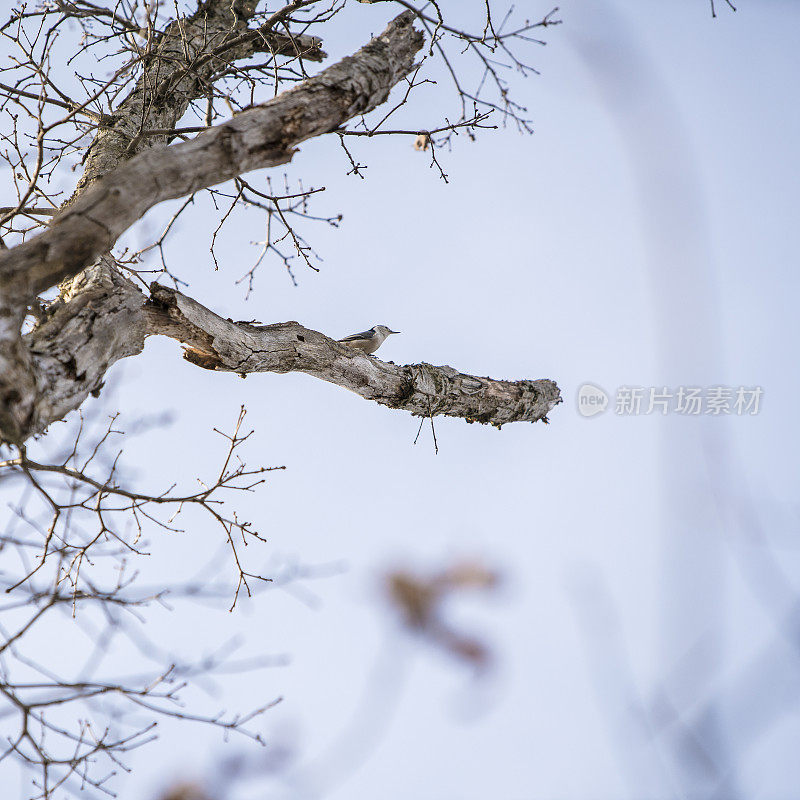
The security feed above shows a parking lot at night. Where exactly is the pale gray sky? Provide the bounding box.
[4,1,800,798]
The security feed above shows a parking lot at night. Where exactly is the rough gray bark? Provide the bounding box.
[0,9,561,444]
[26,261,148,431]
[21,268,560,436]
[0,12,422,297]
[76,0,325,194]
[146,285,561,427]
[0,12,424,442]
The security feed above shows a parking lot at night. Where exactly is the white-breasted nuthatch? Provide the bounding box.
[338,324,400,355]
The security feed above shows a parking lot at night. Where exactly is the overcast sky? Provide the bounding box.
[4,1,800,799]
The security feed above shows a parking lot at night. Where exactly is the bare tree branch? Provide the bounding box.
[0,3,562,796]
[148,284,561,427]
[72,0,327,195]
[13,261,558,442]
[0,12,426,443]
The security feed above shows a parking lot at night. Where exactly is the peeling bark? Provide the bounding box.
[20,275,560,438]
[29,262,148,430]
[146,285,561,426]
[0,12,422,297]
[0,9,562,443]
[76,0,325,194]
[0,12,424,443]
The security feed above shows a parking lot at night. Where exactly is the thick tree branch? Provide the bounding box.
[20,268,560,437]
[0,3,564,795]
[23,260,148,433]
[74,0,326,194]
[0,12,422,296]
[146,285,561,426]
[0,12,424,443]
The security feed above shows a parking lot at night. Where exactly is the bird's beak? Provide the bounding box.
[389,329,400,335]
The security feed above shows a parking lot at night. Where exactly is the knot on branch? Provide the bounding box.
[147,283,222,369]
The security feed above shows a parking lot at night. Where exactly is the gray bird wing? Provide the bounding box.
[338,328,375,342]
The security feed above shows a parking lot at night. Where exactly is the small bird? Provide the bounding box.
[338,324,400,355]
